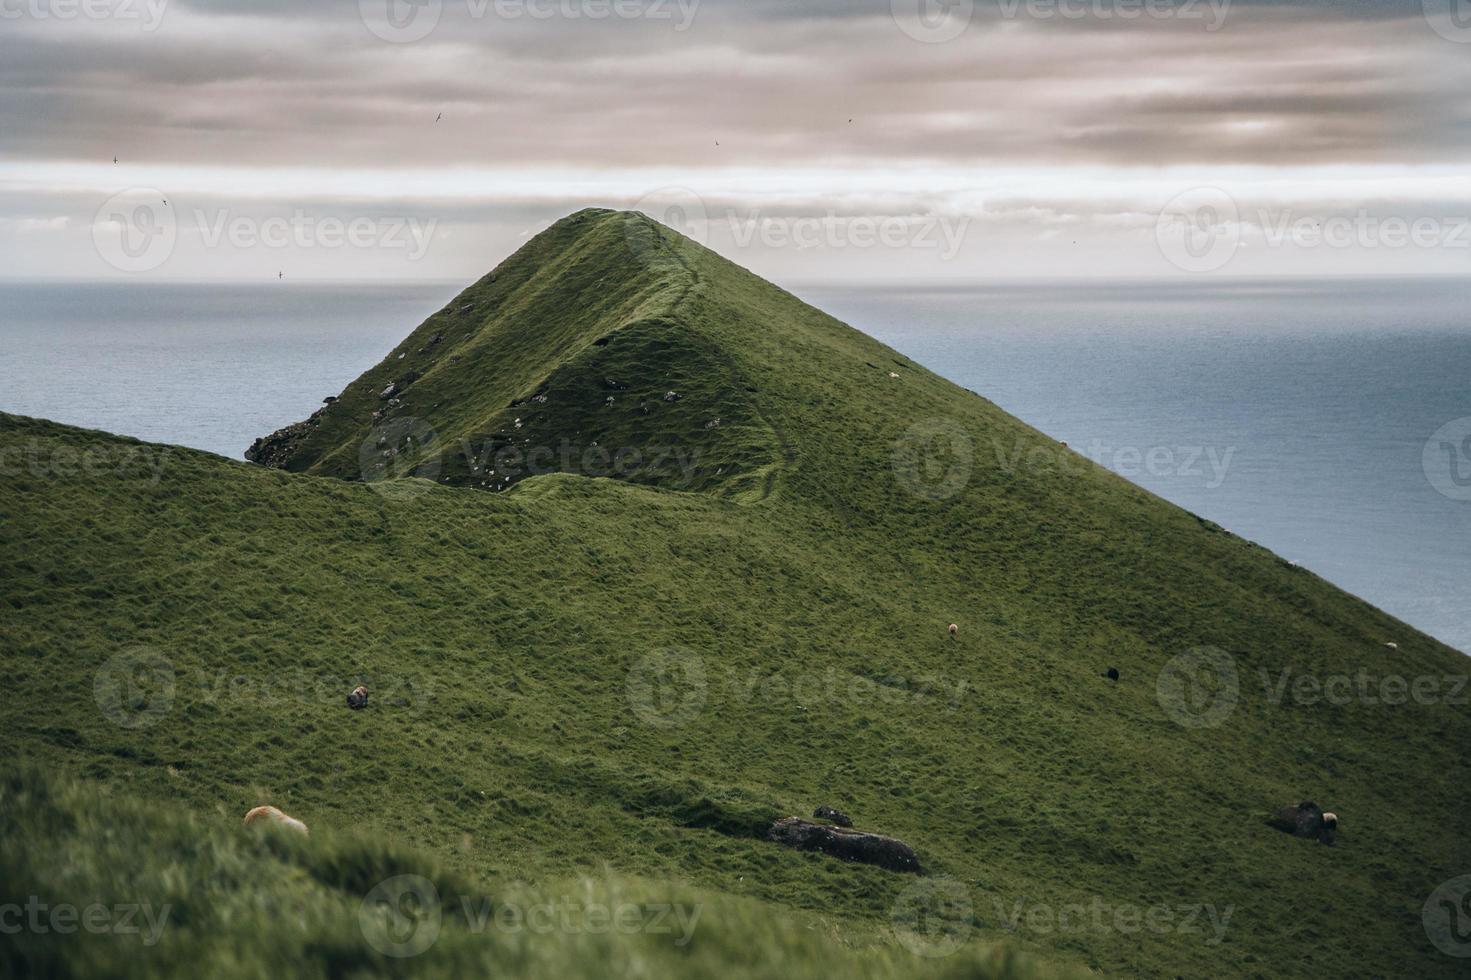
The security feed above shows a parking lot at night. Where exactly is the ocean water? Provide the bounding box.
[797,278,1471,655]
[1,277,1468,653]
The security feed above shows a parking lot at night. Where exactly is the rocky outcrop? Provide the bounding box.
[245,408,324,469]
[768,816,922,873]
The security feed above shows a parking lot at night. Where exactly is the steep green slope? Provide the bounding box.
[248,209,781,500]
[3,210,1469,979]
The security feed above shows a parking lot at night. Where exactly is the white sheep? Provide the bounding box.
[244,805,308,835]
[948,623,958,640]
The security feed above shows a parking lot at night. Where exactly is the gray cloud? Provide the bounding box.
[2,0,1468,280]
[0,0,1467,169]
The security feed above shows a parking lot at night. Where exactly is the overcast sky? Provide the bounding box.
[3,0,1470,281]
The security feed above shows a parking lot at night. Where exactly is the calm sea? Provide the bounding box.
[2,277,1468,653]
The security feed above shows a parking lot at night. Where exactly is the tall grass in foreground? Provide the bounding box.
[0,768,1085,979]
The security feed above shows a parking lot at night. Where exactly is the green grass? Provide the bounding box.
[2,208,1468,978]
[0,767,1079,979]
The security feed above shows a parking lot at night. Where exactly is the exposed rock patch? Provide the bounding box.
[769,816,922,873]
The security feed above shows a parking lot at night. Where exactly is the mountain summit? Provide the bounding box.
[4,210,1467,979]
[248,209,789,499]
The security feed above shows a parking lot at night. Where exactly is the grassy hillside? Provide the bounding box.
[2,209,1468,978]
[0,767,1075,979]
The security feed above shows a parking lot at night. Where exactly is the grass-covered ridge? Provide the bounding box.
[249,209,783,500]
[2,209,1469,978]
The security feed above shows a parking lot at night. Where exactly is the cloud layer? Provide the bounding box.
[2,0,1468,279]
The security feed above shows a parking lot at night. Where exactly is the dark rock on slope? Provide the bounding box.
[769,816,923,873]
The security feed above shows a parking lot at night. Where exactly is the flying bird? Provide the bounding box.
[113,156,118,164]
[436,112,442,122]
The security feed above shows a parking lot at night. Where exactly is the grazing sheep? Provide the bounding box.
[948,623,958,640]
[1104,667,1120,681]
[1268,801,1337,845]
[347,685,369,710]
[244,805,308,835]
[1385,642,1399,651]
